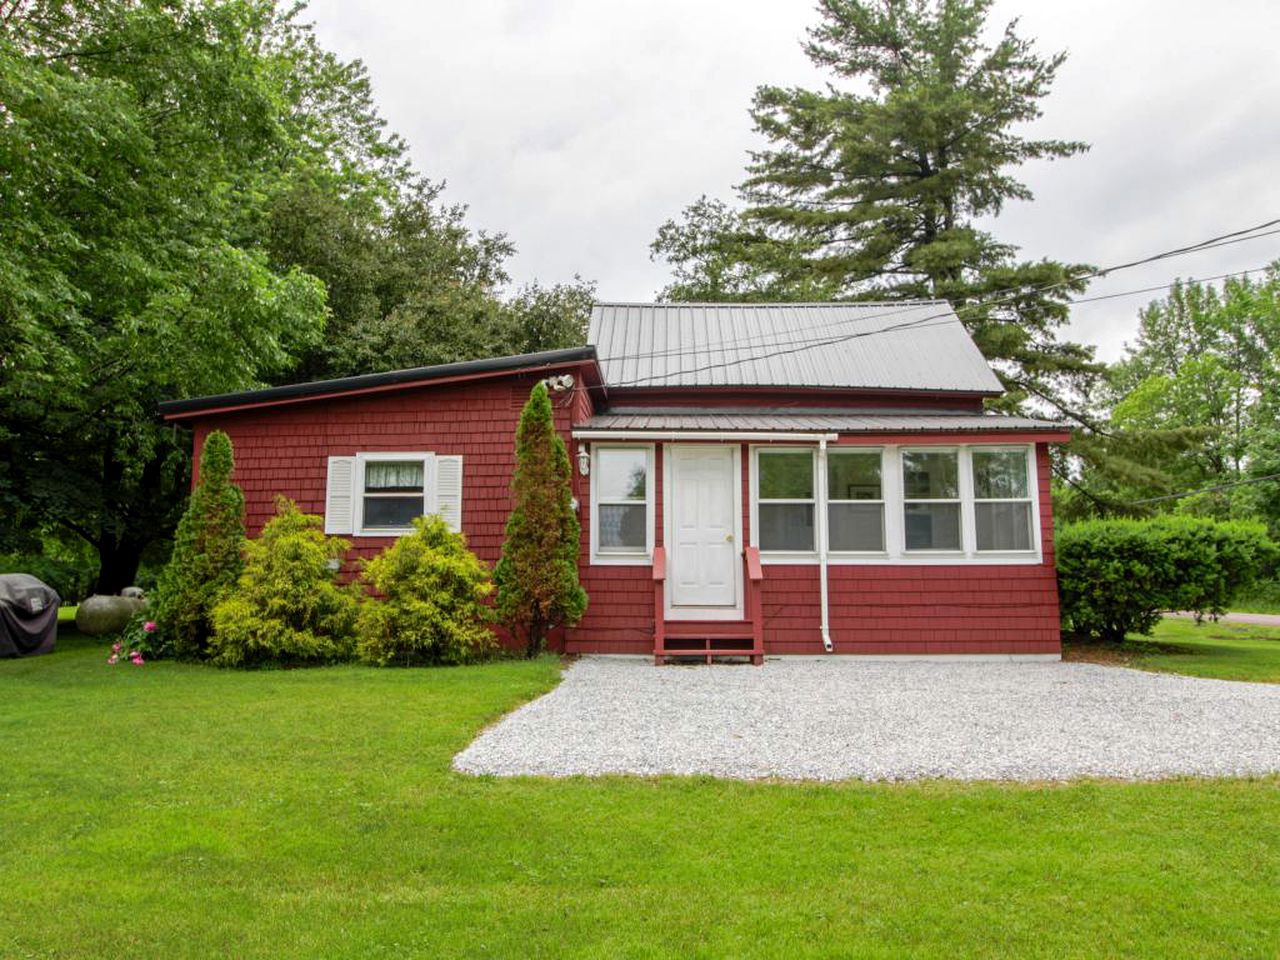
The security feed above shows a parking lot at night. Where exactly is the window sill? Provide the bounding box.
[590,552,653,566]
[356,528,415,538]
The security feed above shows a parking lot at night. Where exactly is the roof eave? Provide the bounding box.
[160,347,600,421]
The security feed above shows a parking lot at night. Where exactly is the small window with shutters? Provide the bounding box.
[325,452,463,537]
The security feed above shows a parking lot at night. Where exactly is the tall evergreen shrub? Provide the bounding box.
[495,382,587,657]
[152,430,245,659]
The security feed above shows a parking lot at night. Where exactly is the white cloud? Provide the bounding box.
[305,0,1280,361]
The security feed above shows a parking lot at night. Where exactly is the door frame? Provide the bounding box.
[662,442,745,621]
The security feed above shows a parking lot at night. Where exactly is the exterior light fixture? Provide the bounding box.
[577,444,591,477]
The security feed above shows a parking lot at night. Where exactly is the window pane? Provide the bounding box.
[829,503,884,551]
[828,452,881,501]
[976,501,1033,551]
[597,503,647,551]
[902,451,959,500]
[365,460,424,492]
[758,502,815,551]
[973,450,1029,499]
[363,495,422,529]
[759,451,813,500]
[596,448,647,501]
[904,503,961,550]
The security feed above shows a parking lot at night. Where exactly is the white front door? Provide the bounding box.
[668,445,739,609]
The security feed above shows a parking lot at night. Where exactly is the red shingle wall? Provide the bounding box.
[758,442,1060,655]
[190,370,587,582]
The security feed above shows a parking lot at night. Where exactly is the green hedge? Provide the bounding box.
[1057,516,1278,643]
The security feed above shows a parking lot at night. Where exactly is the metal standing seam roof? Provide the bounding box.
[575,412,1067,435]
[588,302,1004,394]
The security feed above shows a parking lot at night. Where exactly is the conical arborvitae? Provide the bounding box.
[494,381,587,657]
[152,430,246,659]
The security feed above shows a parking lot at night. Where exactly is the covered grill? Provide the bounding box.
[0,574,60,658]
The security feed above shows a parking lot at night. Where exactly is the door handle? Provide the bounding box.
[725,533,735,542]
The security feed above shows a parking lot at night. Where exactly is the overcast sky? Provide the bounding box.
[306,0,1280,361]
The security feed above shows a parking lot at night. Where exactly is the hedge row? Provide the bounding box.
[1057,516,1277,643]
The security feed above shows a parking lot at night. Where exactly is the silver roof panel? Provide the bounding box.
[588,302,1003,394]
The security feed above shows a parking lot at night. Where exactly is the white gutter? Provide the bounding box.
[817,437,833,653]
[571,429,840,443]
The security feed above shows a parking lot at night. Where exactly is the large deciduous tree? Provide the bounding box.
[652,0,1097,414]
[0,0,594,592]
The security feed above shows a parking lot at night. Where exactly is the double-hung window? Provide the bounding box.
[592,446,653,559]
[756,449,816,552]
[827,450,885,552]
[901,449,962,551]
[972,448,1034,551]
[361,458,427,531]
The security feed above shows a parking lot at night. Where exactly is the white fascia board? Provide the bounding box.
[571,430,840,443]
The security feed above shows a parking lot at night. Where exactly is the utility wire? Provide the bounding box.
[591,258,1278,390]
[590,218,1280,369]
[1129,471,1280,505]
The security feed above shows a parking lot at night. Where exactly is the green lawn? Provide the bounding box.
[1066,617,1280,683]
[2,630,1278,959]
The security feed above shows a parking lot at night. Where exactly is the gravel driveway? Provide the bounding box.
[454,656,1280,782]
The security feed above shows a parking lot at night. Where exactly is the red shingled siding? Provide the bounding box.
[191,370,585,581]
[759,442,1060,655]
[189,376,1061,657]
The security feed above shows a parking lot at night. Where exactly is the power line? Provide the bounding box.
[591,258,1279,389]
[590,218,1280,370]
[1129,471,1280,505]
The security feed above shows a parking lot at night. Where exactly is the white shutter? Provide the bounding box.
[435,455,464,532]
[324,456,356,534]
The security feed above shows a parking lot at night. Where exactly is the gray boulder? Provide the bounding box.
[75,595,146,636]
[121,586,146,600]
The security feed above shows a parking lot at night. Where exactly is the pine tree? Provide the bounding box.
[652,0,1098,415]
[494,382,587,658]
[152,431,245,660]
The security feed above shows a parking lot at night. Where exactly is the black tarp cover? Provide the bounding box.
[0,574,60,658]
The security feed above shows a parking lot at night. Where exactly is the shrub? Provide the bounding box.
[151,430,245,659]
[0,551,93,604]
[1057,516,1277,643]
[208,498,358,668]
[495,381,587,657]
[356,516,494,666]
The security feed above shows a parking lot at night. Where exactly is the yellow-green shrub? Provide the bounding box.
[357,515,494,666]
[209,498,357,668]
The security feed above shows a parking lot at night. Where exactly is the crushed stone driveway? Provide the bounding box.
[454,656,1280,782]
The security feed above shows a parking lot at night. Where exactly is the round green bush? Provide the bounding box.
[357,515,494,666]
[209,498,358,668]
[1057,516,1278,643]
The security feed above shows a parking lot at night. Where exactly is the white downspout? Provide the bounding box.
[817,438,833,653]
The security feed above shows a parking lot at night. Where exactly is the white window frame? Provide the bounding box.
[589,443,655,565]
[355,452,434,538]
[750,445,819,559]
[826,447,889,556]
[900,446,965,556]
[969,444,1039,556]
[749,442,1043,565]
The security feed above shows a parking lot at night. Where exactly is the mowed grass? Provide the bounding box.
[1067,617,1280,683]
[2,631,1278,959]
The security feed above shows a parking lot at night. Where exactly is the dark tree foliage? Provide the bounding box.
[151,430,245,660]
[652,0,1098,414]
[0,0,594,592]
[494,383,587,658]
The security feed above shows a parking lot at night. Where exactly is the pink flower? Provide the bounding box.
[112,642,121,653]
[132,657,145,666]
[107,654,118,665]
[143,621,156,634]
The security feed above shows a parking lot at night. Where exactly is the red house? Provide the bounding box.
[160,302,1070,663]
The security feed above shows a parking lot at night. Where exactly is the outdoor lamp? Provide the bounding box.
[577,443,591,476]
